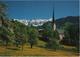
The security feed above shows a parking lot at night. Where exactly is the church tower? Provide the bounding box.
[52,8,56,31]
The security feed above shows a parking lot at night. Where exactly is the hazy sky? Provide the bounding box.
[1,0,79,19]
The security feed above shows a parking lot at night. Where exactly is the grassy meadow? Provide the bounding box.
[0,40,78,56]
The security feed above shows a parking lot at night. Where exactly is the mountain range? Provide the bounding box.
[13,16,79,28]
[14,18,52,26]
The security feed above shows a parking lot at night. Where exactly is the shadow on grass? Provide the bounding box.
[59,46,79,54]
[7,47,20,50]
[37,45,78,53]
[37,45,46,48]
[37,45,57,51]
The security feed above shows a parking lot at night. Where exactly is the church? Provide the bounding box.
[52,9,64,41]
[38,8,64,42]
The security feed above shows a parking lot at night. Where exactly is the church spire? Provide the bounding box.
[52,8,55,24]
[52,7,56,31]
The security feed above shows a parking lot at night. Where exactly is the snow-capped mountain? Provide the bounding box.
[14,18,52,26]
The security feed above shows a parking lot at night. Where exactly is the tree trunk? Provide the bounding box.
[31,44,33,48]
[5,41,8,48]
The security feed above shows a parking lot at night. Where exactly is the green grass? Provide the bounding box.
[0,40,79,56]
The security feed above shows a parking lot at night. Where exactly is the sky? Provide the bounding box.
[1,0,79,20]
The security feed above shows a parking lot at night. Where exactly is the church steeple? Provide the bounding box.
[52,8,55,24]
[52,7,56,31]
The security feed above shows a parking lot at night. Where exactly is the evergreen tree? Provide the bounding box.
[42,22,60,50]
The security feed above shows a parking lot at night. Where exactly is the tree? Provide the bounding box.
[0,2,7,26]
[0,26,11,47]
[0,2,6,13]
[62,22,79,45]
[42,22,60,50]
[61,22,79,52]
[27,26,38,48]
[13,21,27,49]
[0,2,14,48]
[14,33,26,50]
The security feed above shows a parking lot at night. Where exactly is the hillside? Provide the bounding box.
[56,16,79,29]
